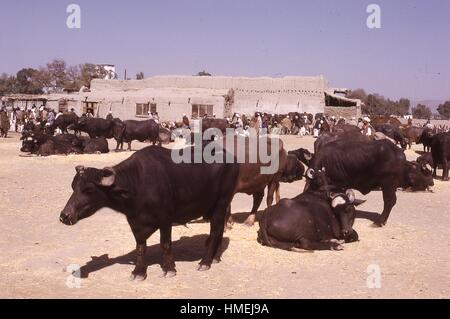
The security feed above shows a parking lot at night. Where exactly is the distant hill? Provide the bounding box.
[412,100,449,113]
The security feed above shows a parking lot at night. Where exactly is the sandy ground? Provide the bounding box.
[0,133,449,299]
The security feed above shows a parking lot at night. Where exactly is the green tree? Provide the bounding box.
[412,104,432,119]
[437,101,450,120]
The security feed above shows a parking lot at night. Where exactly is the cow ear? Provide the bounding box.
[331,196,347,208]
[346,189,356,204]
[98,167,116,187]
[75,166,85,174]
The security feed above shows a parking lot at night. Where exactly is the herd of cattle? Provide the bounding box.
[51,113,450,281]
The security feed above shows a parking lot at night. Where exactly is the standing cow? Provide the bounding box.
[59,146,240,280]
[310,139,434,227]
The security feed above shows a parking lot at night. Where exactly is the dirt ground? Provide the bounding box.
[0,133,448,299]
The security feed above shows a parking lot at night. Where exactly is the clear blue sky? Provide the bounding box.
[0,0,449,101]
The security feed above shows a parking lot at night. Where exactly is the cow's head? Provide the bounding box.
[305,167,330,191]
[20,135,37,153]
[288,148,314,166]
[404,161,434,191]
[280,155,305,183]
[59,166,117,226]
[329,189,363,241]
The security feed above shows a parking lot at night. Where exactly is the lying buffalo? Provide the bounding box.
[258,169,361,252]
[21,133,108,156]
[21,133,82,156]
[310,139,434,227]
[113,119,160,151]
[73,137,110,154]
[59,146,240,280]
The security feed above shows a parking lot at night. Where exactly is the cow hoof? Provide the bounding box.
[129,273,147,281]
[443,178,449,182]
[163,271,177,278]
[212,257,221,264]
[371,222,385,228]
[331,243,344,251]
[197,264,211,272]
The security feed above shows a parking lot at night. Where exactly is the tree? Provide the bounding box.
[397,98,410,116]
[412,104,432,119]
[136,72,145,80]
[437,101,450,120]
[15,68,43,94]
[46,59,68,92]
[347,89,368,104]
[79,63,108,88]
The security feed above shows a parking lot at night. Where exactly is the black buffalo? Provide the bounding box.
[417,128,434,153]
[373,124,407,149]
[75,117,116,139]
[288,148,314,166]
[73,137,110,154]
[55,113,79,134]
[258,169,361,251]
[113,119,160,151]
[21,133,82,156]
[59,146,240,280]
[431,132,450,181]
[310,139,434,227]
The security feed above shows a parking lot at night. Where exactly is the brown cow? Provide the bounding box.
[221,136,304,227]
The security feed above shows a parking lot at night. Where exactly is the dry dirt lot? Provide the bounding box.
[0,133,449,299]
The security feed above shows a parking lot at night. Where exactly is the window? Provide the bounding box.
[136,103,157,117]
[192,104,214,118]
[82,102,98,115]
[136,103,150,116]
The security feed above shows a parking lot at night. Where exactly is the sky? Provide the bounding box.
[0,0,449,101]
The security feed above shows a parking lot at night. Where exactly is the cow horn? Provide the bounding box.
[425,164,433,172]
[331,195,347,208]
[99,167,116,187]
[306,168,315,179]
[75,166,85,174]
[346,189,356,203]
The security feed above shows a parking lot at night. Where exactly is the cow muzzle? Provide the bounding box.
[59,212,77,226]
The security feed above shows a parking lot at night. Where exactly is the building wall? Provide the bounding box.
[90,75,328,118]
[324,106,362,119]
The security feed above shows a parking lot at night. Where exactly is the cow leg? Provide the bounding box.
[160,224,176,278]
[298,238,344,251]
[376,187,397,227]
[267,181,280,207]
[199,206,227,271]
[224,205,233,231]
[244,190,264,226]
[129,225,157,281]
[442,159,449,181]
[127,142,132,151]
